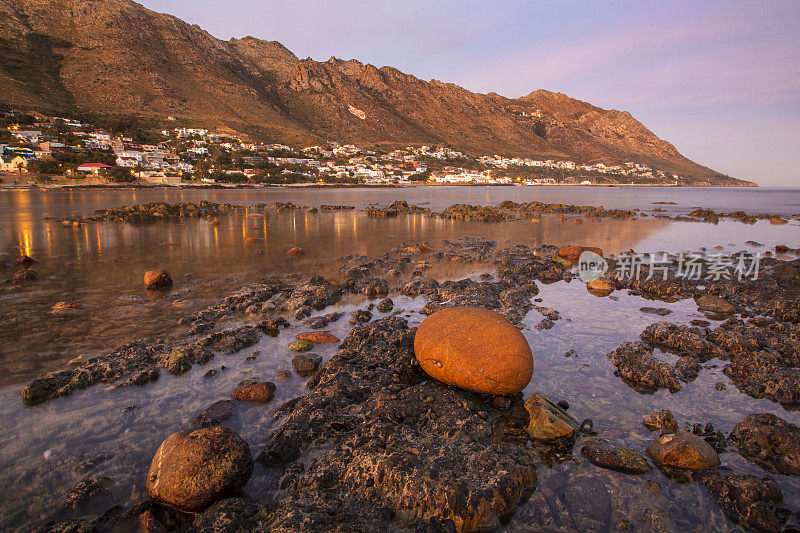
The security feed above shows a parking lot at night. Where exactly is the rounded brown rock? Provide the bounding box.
[646,431,720,470]
[144,269,173,289]
[414,307,533,395]
[146,426,253,512]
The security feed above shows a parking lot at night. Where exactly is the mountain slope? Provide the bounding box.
[0,0,751,185]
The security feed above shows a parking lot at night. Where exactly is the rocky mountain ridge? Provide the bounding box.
[0,0,754,185]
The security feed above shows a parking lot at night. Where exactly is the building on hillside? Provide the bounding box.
[76,163,112,175]
[0,155,28,173]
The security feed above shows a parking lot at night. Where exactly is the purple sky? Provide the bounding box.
[139,0,799,186]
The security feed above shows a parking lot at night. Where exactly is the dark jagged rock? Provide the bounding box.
[21,341,170,405]
[640,322,725,362]
[256,317,541,531]
[377,298,394,313]
[192,400,237,430]
[700,472,783,533]
[63,477,114,510]
[730,413,800,476]
[643,410,678,433]
[292,353,322,377]
[723,352,800,408]
[606,342,682,393]
[193,497,264,532]
[349,309,372,325]
[199,326,260,354]
[164,346,214,375]
[257,316,290,337]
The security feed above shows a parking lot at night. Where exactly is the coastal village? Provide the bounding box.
[0,108,684,187]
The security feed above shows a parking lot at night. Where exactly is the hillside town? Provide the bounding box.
[0,108,686,187]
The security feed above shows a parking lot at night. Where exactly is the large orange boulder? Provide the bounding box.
[146,426,253,512]
[414,307,533,395]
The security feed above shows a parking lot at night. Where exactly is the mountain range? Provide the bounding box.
[0,0,753,185]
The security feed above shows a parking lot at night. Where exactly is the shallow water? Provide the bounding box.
[1,188,800,531]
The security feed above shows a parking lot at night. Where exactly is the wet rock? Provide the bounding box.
[581,444,652,474]
[304,316,330,329]
[144,269,173,289]
[64,476,114,510]
[558,246,583,261]
[31,520,96,533]
[164,346,214,375]
[696,294,736,316]
[193,497,264,532]
[587,277,613,296]
[275,370,291,381]
[259,317,539,531]
[535,318,555,330]
[640,307,673,316]
[232,382,276,403]
[287,247,305,257]
[13,268,39,283]
[349,309,372,325]
[49,301,82,315]
[723,351,800,408]
[415,307,533,395]
[192,400,237,430]
[525,393,580,440]
[377,298,394,313]
[146,426,254,512]
[640,321,724,362]
[288,339,313,352]
[641,507,671,532]
[607,342,682,393]
[245,351,258,361]
[646,431,720,470]
[21,340,170,405]
[562,475,612,532]
[643,410,678,433]
[701,472,782,533]
[292,353,322,377]
[295,331,339,344]
[257,316,290,337]
[730,413,800,476]
[675,355,701,381]
[200,326,260,354]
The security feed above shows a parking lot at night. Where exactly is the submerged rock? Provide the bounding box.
[730,413,800,476]
[147,426,253,512]
[701,472,782,533]
[581,444,652,475]
[414,307,533,395]
[646,431,720,470]
[192,400,236,430]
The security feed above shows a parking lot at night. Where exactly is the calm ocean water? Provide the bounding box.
[0,186,799,531]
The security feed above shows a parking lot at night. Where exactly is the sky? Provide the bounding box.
[139,0,800,186]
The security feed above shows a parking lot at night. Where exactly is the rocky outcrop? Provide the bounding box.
[258,317,541,531]
[730,414,800,476]
[606,342,682,393]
